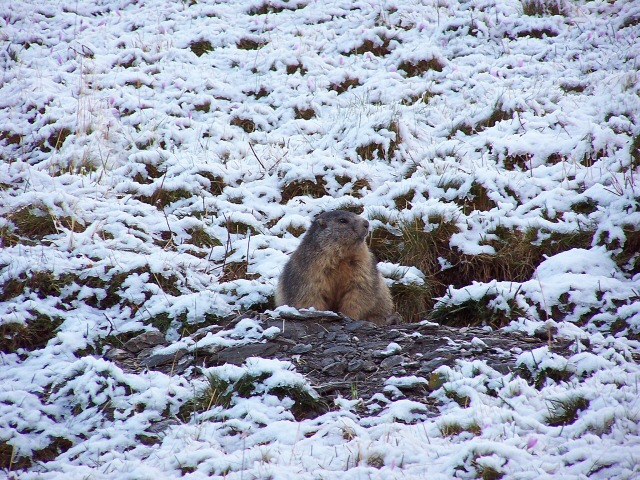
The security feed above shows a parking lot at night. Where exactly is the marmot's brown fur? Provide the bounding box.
[276,210,394,324]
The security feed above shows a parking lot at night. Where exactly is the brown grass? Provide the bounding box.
[397,57,444,77]
[0,313,64,353]
[281,175,328,201]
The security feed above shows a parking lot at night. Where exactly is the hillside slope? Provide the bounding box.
[1,0,639,478]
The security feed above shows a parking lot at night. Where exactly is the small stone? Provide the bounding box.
[534,323,558,340]
[200,344,223,355]
[213,342,279,365]
[345,320,375,331]
[322,361,347,375]
[324,345,352,354]
[145,418,180,435]
[417,356,451,373]
[347,359,363,372]
[321,357,336,368]
[124,331,165,353]
[106,348,130,362]
[291,344,312,354]
[362,360,377,372]
[470,337,488,350]
[380,355,405,369]
[139,346,187,368]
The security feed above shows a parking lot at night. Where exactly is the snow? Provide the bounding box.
[1,0,640,478]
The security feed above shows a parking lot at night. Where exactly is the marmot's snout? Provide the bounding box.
[356,218,369,241]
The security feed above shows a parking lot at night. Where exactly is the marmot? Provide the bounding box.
[276,210,394,324]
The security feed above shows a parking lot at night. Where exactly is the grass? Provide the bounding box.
[522,0,568,17]
[472,461,505,480]
[444,387,471,408]
[39,127,72,153]
[0,270,74,302]
[431,292,525,328]
[545,396,589,426]
[398,57,444,76]
[518,359,571,390]
[345,36,393,57]
[180,372,233,420]
[439,421,481,437]
[197,172,226,195]
[369,214,458,274]
[294,106,316,120]
[459,182,496,214]
[280,175,328,201]
[0,312,64,353]
[219,261,259,282]
[190,39,212,57]
[335,174,371,196]
[0,437,73,471]
[138,186,192,208]
[366,210,596,323]
[449,99,514,138]
[185,225,221,248]
[7,204,61,240]
[181,369,327,422]
[610,226,640,275]
[331,76,362,94]
[230,116,256,133]
[236,38,265,50]
[389,272,432,323]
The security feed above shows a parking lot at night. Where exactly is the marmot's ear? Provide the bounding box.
[317,218,327,228]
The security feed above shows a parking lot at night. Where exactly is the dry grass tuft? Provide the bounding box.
[220,260,259,282]
[449,99,514,138]
[138,187,192,209]
[390,278,432,324]
[281,175,328,201]
[0,313,64,353]
[397,57,444,77]
[431,291,525,329]
[185,226,221,249]
[294,106,316,120]
[197,171,226,195]
[345,36,392,57]
[522,0,569,17]
[545,396,589,426]
[331,77,361,94]
[236,38,265,50]
[230,116,256,133]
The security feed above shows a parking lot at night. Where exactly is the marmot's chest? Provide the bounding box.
[320,257,368,308]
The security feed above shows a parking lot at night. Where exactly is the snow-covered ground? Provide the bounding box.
[1,0,639,478]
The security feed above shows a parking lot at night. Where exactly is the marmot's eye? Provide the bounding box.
[339,218,348,224]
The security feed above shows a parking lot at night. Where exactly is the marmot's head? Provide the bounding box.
[311,210,370,248]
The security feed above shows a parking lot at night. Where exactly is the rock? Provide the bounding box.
[213,342,279,365]
[362,360,377,372]
[534,323,558,340]
[199,344,224,356]
[380,355,405,369]
[103,311,574,409]
[347,359,363,372]
[291,344,312,354]
[146,418,180,434]
[106,348,130,362]
[124,331,165,353]
[345,320,376,331]
[417,355,453,374]
[322,361,346,375]
[323,345,352,355]
[139,346,188,368]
